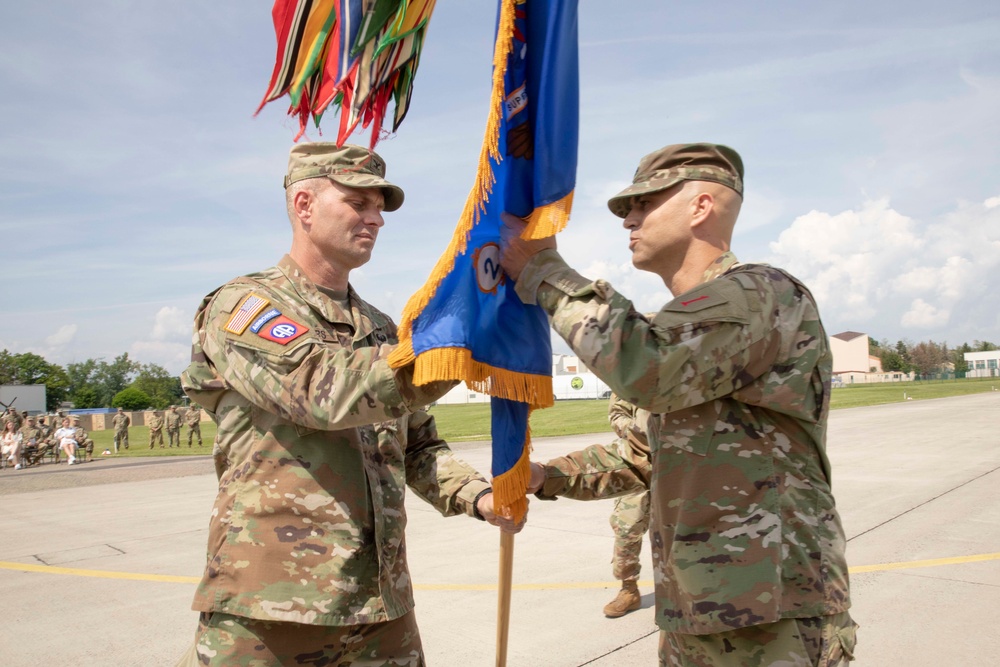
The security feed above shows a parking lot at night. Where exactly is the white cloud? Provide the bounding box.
[985,196,1000,209]
[45,324,77,347]
[126,305,196,374]
[901,298,949,329]
[130,341,190,375]
[768,197,1000,343]
[150,306,191,342]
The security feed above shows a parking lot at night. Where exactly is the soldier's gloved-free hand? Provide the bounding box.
[475,492,527,534]
[499,212,556,281]
[526,461,546,494]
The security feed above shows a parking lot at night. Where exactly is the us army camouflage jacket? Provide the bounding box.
[146,414,163,431]
[184,409,200,427]
[165,411,182,430]
[112,413,130,431]
[19,425,43,446]
[520,250,850,635]
[181,254,490,626]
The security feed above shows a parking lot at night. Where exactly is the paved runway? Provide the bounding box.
[1,393,998,666]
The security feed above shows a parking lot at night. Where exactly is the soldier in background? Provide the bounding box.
[184,406,202,447]
[602,393,651,618]
[19,416,44,465]
[165,406,182,448]
[35,415,54,462]
[70,416,94,462]
[176,143,523,666]
[146,411,164,449]
[504,143,856,665]
[112,407,130,453]
[2,407,23,431]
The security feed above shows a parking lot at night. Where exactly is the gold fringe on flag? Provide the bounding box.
[387,0,517,370]
[523,190,574,240]
[490,429,533,523]
[402,347,554,408]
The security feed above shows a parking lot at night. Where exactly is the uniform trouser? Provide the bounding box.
[113,430,128,452]
[176,610,426,667]
[187,424,201,446]
[149,429,163,448]
[610,489,651,581]
[658,611,858,667]
[167,428,180,447]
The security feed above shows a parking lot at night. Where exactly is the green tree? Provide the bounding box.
[66,359,99,399]
[71,385,101,409]
[951,342,972,374]
[94,353,140,406]
[974,340,998,352]
[130,363,183,409]
[0,349,16,384]
[910,341,948,377]
[0,350,70,411]
[880,350,909,373]
[112,387,152,411]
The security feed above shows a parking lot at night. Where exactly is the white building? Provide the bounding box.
[964,350,1000,378]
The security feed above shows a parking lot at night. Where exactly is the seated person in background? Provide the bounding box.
[2,420,24,469]
[53,417,80,465]
[70,416,95,462]
[19,416,46,465]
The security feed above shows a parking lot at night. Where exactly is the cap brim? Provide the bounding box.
[607,177,684,218]
[328,175,405,212]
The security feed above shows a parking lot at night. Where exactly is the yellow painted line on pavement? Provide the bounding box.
[0,561,199,584]
[3,551,999,589]
[846,551,1000,574]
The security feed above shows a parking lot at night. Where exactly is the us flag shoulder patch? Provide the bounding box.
[225,293,271,335]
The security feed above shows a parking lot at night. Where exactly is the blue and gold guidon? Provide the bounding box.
[388,0,579,522]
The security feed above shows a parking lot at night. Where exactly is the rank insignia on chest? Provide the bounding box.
[257,315,309,345]
[225,294,271,334]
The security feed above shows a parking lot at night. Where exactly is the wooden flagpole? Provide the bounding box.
[496,532,515,667]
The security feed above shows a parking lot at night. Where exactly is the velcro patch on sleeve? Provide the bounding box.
[249,307,281,333]
[256,315,310,345]
[655,280,749,328]
[224,293,271,334]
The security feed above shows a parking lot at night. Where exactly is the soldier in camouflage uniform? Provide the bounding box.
[184,406,202,447]
[176,143,523,667]
[70,416,94,462]
[2,407,23,431]
[112,407,130,453]
[603,392,652,618]
[146,411,164,449]
[165,405,182,447]
[503,143,856,666]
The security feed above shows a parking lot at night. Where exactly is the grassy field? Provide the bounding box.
[82,377,998,457]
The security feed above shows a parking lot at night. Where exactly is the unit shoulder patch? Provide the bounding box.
[256,315,309,345]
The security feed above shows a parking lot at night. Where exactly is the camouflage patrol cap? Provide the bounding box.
[607,143,744,218]
[284,143,404,212]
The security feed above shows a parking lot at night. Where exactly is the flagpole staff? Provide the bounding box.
[496,531,515,667]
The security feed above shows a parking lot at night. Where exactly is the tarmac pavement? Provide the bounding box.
[1,392,998,666]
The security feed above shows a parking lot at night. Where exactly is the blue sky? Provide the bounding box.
[2,1,998,374]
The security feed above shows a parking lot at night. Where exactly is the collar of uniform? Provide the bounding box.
[275,254,382,341]
[700,251,739,284]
